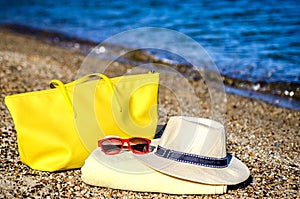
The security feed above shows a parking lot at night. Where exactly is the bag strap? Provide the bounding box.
[50,73,122,116]
[50,79,74,114]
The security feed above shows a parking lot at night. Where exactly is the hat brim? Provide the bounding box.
[135,150,250,185]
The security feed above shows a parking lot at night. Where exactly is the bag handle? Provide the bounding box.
[50,73,122,116]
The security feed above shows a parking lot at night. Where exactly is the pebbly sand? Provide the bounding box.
[0,29,299,198]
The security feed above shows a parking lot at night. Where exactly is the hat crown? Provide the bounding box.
[158,116,226,159]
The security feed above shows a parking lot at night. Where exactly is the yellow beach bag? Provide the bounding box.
[5,72,159,171]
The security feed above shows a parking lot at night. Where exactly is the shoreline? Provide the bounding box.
[1,23,300,111]
[0,28,299,198]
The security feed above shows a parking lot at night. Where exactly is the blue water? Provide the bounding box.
[1,0,300,84]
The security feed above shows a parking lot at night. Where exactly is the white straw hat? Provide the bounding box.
[135,116,250,185]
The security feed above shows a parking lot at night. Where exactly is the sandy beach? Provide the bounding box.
[0,29,299,198]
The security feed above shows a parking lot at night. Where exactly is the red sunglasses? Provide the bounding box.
[98,137,151,155]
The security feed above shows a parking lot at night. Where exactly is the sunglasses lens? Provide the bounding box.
[101,138,123,154]
[129,138,149,153]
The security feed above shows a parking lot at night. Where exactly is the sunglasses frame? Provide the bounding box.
[98,137,151,155]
